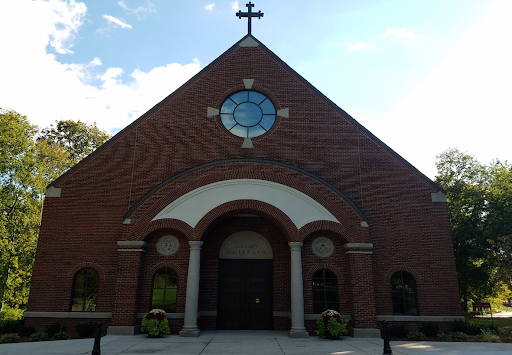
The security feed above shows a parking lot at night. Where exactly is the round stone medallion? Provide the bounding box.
[156,235,180,256]
[312,237,335,257]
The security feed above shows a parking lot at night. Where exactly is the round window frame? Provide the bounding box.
[219,90,277,138]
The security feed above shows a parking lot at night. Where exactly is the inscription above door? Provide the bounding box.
[219,231,273,259]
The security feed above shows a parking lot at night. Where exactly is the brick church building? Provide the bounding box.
[25,14,462,337]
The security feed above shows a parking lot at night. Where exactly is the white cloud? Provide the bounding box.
[204,3,215,11]
[383,28,416,39]
[102,14,132,29]
[347,42,373,51]
[0,0,202,134]
[230,1,240,12]
[118,0,156,19]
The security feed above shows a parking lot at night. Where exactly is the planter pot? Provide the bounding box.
[323,319,340,340]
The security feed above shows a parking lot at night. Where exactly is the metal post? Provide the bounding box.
[92,322,102,355]
[382,320,392,355]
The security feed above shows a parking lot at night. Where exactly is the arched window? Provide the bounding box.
[71,268,99,312]
[391,271,418,315]
[312,269,339,313]
[152,268,178,312]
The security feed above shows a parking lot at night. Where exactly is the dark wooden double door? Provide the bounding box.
[218,260,273,330]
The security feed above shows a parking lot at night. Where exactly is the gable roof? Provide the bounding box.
[48,34,444,194]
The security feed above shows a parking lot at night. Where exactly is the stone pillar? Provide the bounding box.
[345,243,381,338]
[288,242,309,338]
[179,241,204,337]
[108,241,147,335]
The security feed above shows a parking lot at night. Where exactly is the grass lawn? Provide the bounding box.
[468,316,512,327]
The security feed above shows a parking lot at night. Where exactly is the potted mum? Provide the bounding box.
[141,309,171,337]
[316,309,348,340]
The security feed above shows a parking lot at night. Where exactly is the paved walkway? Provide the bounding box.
[1,330,511,355]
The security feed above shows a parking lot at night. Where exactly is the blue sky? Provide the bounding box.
[0,0,510,179]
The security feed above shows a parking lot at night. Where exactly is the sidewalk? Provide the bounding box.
[1,330,511,354]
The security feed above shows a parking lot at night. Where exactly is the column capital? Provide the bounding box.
[188,241,204,250]
[288,242,303,250]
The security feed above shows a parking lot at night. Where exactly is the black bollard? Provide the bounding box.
[92,322,102,355]
[382,320,392,354]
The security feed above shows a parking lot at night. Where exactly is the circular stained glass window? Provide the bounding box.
[220,91,276,138]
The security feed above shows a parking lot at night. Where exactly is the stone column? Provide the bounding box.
[345,243,381,338]
[108,241,147,335]
[179,241,204,337]
[288,242,309,338]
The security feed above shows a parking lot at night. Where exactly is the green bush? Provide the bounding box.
[450,331,469,341]
[45,322,66,337]
[407,331,427,341]
[451,319,481,335]
[0,319,23,334]
[437,333,452,341]
[0,306,24,320]
[388,325,408,338]
[498,325,512,339]
[52,331,70,340]
[0,333,19,343]
[75,322,97,338]
[419,322,439,337]
[29,332,49,342]
[479,328,500,342]
[141,317,170,337]
[18,324,36,337]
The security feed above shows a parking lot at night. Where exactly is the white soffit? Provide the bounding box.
[152,179,340,229]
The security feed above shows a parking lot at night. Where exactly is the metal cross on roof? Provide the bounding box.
[236,2,264,35]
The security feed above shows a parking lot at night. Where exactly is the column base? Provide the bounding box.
[107,326,140,335]
[349,328,381,338]
[289,328,309,338]
[179,326,200,337]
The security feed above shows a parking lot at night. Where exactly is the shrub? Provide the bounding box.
[451,319,481,335]
[75,322,97,338]
[141,309,170,337]
[419,322,439,337]
[29,332,49,342]
[52,331,70,340]
[388,325,408,338]
[18,324,36,337]
[0,319,23,334]
[479,328,500,342]
[0,306,24,320]
[498,325,512,340]
[407,331,427,341]
[45,322,66,337]
[437,333,452,341]
[0,333,19,343]
[450,332,469,341]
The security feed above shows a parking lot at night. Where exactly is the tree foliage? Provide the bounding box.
[436,148,512,311]
[0,109,110,312]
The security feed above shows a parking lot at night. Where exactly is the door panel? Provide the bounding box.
[218,260,272,330]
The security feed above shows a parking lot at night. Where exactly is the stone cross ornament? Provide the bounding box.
[236,2,264,35]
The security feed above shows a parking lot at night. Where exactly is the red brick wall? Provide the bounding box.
[27,38,461,331]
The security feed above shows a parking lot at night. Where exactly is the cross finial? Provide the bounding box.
[236,2,264,35]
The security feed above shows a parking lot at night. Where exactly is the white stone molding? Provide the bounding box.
[45,186,62,197]
[180,241,203,337]
[242,137,254,148]
[239,36,259,47]
[376,315,465,322]
[243,79,254,89]
[24,312,111,318]
[277,108,289,118]
[219,231,273,259]
[152,179,339,229]
[207,107,219,117]
[288,242,309,338]
[431,191,448,202]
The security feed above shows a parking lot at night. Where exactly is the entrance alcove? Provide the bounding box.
[197,214,291,331]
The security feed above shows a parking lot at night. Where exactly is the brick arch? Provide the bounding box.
[67,262,106,279]
[147,262,186,280]
[305,263,344,282]
[193,200,298,242]
[385,265,422,284]
[127,217,193,241]
[298,221,369,243]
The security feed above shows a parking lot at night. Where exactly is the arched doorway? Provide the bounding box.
[217,231,273,330]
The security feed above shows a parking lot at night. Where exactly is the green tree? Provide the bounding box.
[38,120,110,168]
[0,109,41,310]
